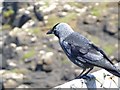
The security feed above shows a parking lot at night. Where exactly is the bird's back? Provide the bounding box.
[63,32,90,48]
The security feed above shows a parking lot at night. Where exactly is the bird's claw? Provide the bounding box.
[75,74,94,80]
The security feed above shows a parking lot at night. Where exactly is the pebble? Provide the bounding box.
[43,4,56,14]
[4,79,19,88]
[74,69,81,76]
[42,52,54,65]
[42,65,53,72]
[0,70,6,75]
[57,12,67,17]
[39,50,46,55]
[17,84,30,88]
[7,60,17,67]
[10,43,17,48]
[83,15,97,24]
[3,72,24,82]
[31,36,37,43]
[0,54,7,69]
[63,4,72,11]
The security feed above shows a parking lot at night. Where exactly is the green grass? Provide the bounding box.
[103,44,115,55]
[62,59,70,64]
[3,9,14,18]
[91,3,108,16]
[47,12,77,29]
[67,2,83,8]
[44,0,49,7]
[9,68,29,74]
[91,7,101,16]
[2,24,11,30]
[22,49,35,60]
[28,27,40,35]
[88,35,115,55]
[88,35,100,45]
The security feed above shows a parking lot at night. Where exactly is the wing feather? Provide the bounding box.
[61,32,113,66]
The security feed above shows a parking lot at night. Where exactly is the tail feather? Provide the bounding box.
[105,68,120,78]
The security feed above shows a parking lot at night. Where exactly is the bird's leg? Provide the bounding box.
[75,69,86,79]
[81,67,94,79]
[83,67,93,76]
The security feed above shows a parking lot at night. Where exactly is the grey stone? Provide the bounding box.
[57,12,67,17]
[42,64,53,72]
[4,79,20,88]
[0,54,7,69]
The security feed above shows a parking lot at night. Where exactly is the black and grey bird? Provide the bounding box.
[17,11,31,28]
[47,23,120,78]
[33,5,46,26]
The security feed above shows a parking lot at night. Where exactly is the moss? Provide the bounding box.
[88,35,100,45]
[3,9,14,18]
[103,44,115,55]
[28,27,40,35]
[47,12,77,29]
[91,3,108,16]
[2,24,11,30]
[22,49,35,60]
[67,2,83,8]
[62,59,69,64]
[88,35,115,55]
[91,7,101,16]
[44,1,49,7]
[9,68,29,74]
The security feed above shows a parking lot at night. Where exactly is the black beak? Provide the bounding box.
[46,30,53,34]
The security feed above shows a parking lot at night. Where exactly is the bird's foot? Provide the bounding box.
[75,74,87,79]
[75,74,95,80]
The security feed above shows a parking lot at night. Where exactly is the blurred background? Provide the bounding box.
[0,0,119,88]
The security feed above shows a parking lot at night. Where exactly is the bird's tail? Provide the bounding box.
[105,67,120,78]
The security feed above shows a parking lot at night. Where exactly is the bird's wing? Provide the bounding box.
[90,43,114,65]
[62,32,114,68]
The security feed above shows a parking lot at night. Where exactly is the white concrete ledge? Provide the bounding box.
[54,63,120,89]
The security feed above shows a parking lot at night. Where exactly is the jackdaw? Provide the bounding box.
[47,23,120,78]
[33,5,46,26]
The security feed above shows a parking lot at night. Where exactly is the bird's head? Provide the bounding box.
[47,23,74,40]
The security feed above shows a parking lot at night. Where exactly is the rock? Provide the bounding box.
[104,22,118,35]
[57,12,67,17]
[83,15,97,24]
[49,36,58,42]
[42,65,53,72]
[61,69,75,81]
[22,20,36,29]
[2,44,16,59]
[26,59,37,71]
[75,6,88,13]
[30,36,37,43]
[4,79,20,88]
[44,15,48,20]
[4,35,20,46]
[0,54,7,69]
[0,41,3,53]
[35,1,45,6]
[43,4,56,15]
[63,4,72,12]
[0,70,6,75]
[9,28,33,45]
[27,6,34,11]
[7,60,17,68]
[74,69,81,77]
[15,46,24,59]
[0,79,4,90]
[3,72,24,83]
[17,84,30,88]
[41,52,54,65]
